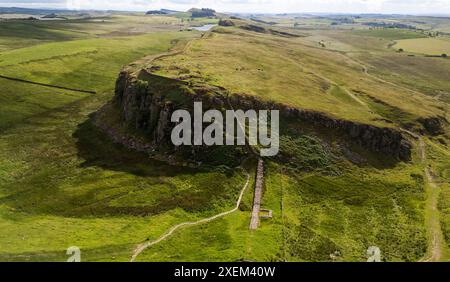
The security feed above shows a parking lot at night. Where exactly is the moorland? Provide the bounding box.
[0,8,449,262]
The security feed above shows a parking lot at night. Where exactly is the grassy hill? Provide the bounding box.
[0,15,246,261]
[148,24,445,131]
[0,12,449,262]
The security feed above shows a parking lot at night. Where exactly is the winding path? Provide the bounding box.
[353,53,446,261]
[129,31,445,262]
[130,169,250,262]
[401,130,443,262]
[337,52,445,262]
[421,167,443,262]
[129,29,260,262]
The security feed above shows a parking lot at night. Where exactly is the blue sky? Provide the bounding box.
[1,0,450,15]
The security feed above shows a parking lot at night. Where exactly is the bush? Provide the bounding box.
[278,135,335,172]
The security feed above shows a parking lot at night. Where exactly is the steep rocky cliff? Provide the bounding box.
[114,70,179,145]
[110,69,412,161]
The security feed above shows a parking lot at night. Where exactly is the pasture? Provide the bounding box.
[0,16,247,261]
[0,12,448,262]
[395,37,450,56]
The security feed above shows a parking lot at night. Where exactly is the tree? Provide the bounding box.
[190,8,216,18]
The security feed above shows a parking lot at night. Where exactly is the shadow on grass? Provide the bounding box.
[0,242,134,262]
[59,113,245,217]
[73,113,200,178]
[0,110,245,218]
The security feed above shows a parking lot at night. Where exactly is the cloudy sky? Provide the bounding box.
[1,0,450,15]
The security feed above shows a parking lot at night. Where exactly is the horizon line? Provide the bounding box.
[1,6,450,17]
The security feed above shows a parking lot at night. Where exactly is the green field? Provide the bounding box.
[0,16,246,261]
[151,26,443,127]
[395,38,450,55]
[0,29,197,130]
[354,28,426,40]
[0,11,449,262]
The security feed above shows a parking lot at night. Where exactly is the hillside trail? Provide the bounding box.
[283,56,371,110]
[128,38,195,77]
[416,136,443,262]
[130,168,250,262]
[128,30,443,262]
[298,39,435,101]
[396,126,443,262]
[130,29,263,262]
[326,47,445,261]
[349,52,445,261]
[129,29,214,77]
[283,47,444,221]
[345,56,435,100]
[420,167,443,262]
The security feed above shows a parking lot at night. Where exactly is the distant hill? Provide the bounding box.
[0,7,67,15]
[188,8,216,18]
[160,9,180,14]
[41,13,69,20]
[42,13,58,18]
[146,9,180,15]
[146,10,168,15]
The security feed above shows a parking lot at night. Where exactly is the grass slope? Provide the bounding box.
[150,26,443,128]
[0,14,449,262]
[0,21,247,261]
[395,38,450,55]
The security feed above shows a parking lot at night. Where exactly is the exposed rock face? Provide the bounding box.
[237,23,300,38]
[227,94,412,161]
[111,70,413,161]
[287,108,412,161]
[218,19,235,27]
[240,24,267,34]
[114,71,175,144]
[154,102,173,144]
[268,29,301,38]
[418,117,446,136]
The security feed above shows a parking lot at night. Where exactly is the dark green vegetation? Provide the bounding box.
[0,10,449,262]
[0,13,244,261]
[0,78,86,131]
[353,28,426,40]
[282,167,426,262]
[189,8,216,18]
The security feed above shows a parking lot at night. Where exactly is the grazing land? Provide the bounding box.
[395,38,450,55]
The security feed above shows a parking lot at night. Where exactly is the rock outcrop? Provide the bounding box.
[110,69,413,161]
[114,71,178,145]
[282,106,412,161]
[240,24,267,34]
[226,94,412,161]
[418,116,446,136]
[218,19,235,27]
